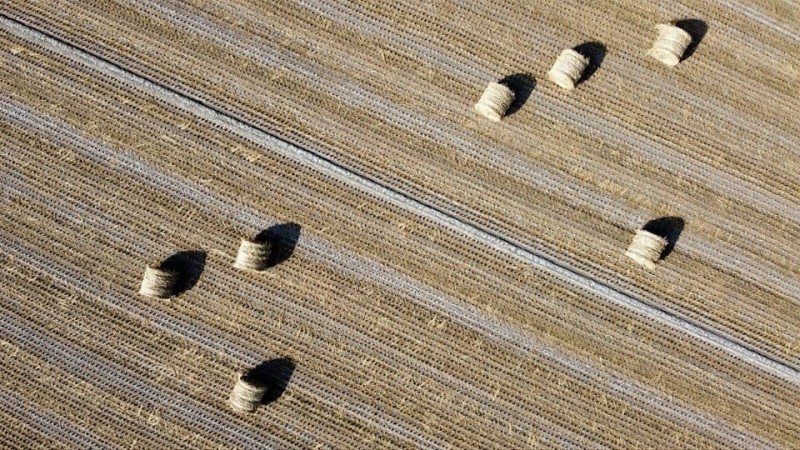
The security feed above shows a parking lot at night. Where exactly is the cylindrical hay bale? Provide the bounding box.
[625,230,668,270]
[138,264,177,298]
[233,238,271,271]
[474,82,515,121]
[547,49,589,90]
[649,24,692,67]
[229,371,269,413]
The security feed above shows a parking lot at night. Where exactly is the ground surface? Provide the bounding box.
[1,1,799,448]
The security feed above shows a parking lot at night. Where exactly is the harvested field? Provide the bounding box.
[1,1,799,448]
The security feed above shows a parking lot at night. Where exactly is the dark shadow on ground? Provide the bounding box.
[674,19,708,61]
[642,217,685,260]
[254,222,302,268]
[498,73,536,116]
[160,250,207,295]
[242,357,296,405]
[573,41,607,85]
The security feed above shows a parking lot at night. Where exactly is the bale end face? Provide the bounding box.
[547,48,589,90]
[625,229,668,270]
[474,82,515,121]
[233,238,271,271]
[649,24,692,67]
[138,264,177,298]
[228,372,269,413]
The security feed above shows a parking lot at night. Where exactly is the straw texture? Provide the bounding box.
[233,238,271,271]
[547,49,589,90]
[228,372,268,413]
[649,24,693,67]
[138,264,178,298]
[1,0,800,448]
[625,230,668,270]
[474,82,515,121]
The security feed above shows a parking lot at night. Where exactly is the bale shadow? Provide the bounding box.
[674,19,708,61]
[159,250,206,295]
[573,41,606,85]
[642,217,685,260]
[498,73,536,116]
[254,222,302,268]
[243,357,296,405]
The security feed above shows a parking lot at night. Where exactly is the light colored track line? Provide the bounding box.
[117,0,800,300]
[0,100,780,447]
[2,92,787,442]
[2,15,799,388]
[0,144,773,449]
